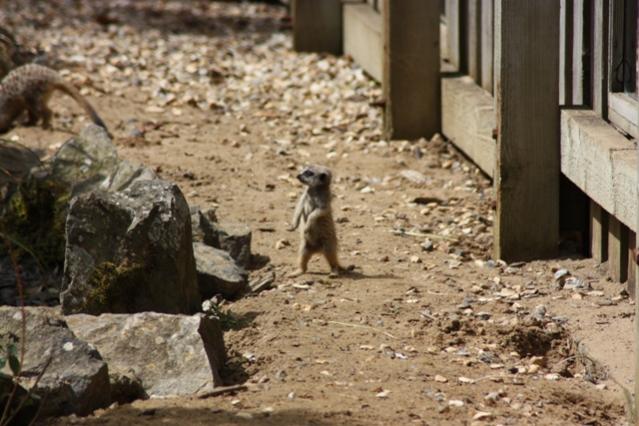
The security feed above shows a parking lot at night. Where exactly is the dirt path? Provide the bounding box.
[4,1,631,425]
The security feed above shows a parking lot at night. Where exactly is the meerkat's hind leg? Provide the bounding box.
[24,95,51,128]
[323,247,343,278]
[290,245,313,277]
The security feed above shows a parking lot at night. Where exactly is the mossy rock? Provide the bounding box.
[0,169,70,269]
[83,261,147,314]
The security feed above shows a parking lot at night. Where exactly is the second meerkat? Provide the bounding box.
[288,164,348,277]
[0,63,108,134]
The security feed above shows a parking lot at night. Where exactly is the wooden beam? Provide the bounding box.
[608,216,628,283]
[560,109,637,232]
[292,0,342,54]
[479,0,494,93]
[493,0,560,261]
[343,3,383,81]
[589,201,609,263]
[383,0,441,140]
[441,76,496,177]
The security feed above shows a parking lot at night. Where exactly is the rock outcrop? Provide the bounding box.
[66,312,225,397]
[61,179,201,315]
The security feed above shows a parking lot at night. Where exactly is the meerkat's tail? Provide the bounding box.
[53,80,110,135]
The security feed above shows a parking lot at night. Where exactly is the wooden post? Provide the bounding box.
[628,232,636,298]
[608,217,628,283]
[383,0,441,140]
[292,0,342,54]
[445,0,461,69]
[591,0,609,118]
[589,201,609,262]
[467,0,481,83]
[493,0,560,261]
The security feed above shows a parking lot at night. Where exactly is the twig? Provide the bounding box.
[198,384,248,399]
[390,229,458,242]
[327,321,398,339]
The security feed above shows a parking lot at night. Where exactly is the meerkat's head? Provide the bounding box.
[297,164,332,188]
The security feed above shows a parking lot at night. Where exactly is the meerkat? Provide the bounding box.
[0,63,108,134]
[288,164,350,277]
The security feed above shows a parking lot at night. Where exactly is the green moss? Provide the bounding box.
[0,173,69,269]
[83,260,146,314]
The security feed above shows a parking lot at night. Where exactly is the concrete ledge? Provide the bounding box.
[343,3,383,82]
[441,75,495,177]
[560,109,637,231]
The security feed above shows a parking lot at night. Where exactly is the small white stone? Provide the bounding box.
[63,342,74,352]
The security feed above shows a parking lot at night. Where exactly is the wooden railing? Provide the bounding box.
[293,0,639,419]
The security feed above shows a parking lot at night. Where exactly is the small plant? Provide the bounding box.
[0,336,20,378]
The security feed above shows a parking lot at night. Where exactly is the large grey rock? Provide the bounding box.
[50,124,156,195]
[50,125,119,194]
[61,179,201,315]
[66,312,226,398]
[0,307,110,417]
[0,125,156,307]
[216,222,252,269]
[193,242,248,299]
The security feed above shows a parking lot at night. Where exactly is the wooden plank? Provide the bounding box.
[292,0,342,54]
[383,0,441,140]
[559,0,574,105]
[480,0,494,93]
[628,231,636,298]
[467,0,481,83]
[572,0,585,104]
[590,200,609,262]
[493,0,560,261]
[608,216,628,283]
[591,0,608,117]
[560,109,637,231]
[608,92,639,139]
[441,76,496,177]
[446,0,461,69]
[343,3,383,81]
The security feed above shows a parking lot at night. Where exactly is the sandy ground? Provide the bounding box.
[2,1,633,425]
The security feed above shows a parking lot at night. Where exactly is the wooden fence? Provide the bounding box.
[293,0,639,420]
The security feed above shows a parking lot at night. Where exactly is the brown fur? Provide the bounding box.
[0,64,108,134]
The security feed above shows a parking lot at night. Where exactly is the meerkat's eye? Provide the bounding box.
[302,170,313,177]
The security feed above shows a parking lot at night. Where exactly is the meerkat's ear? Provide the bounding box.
[318,172,328,182]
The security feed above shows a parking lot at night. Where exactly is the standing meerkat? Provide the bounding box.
[288,164,350,277]
[0,63,109,134]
